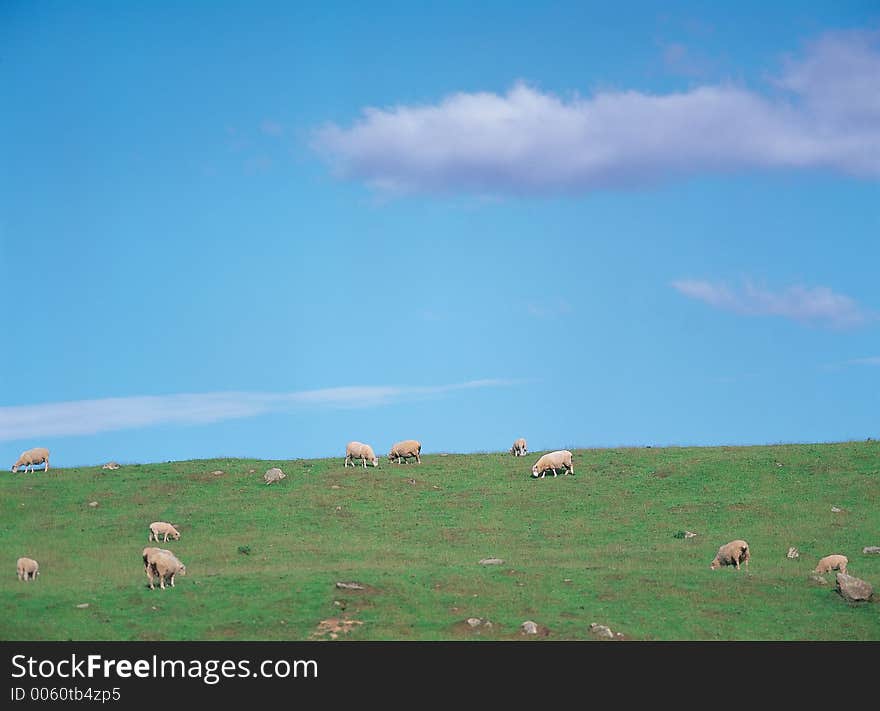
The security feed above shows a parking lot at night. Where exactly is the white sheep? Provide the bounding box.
[815,554,848,575]
[710,540,750,570]
[142,547,165,580]
[263,468,286,485]
[143,547,185,590]
[148,521,181,543]
[16,557,39,581]
[345,441,379,468]
[388,440,422,464]
[11,447,50,473]
[510,438,528,456]
[531,450,573,478]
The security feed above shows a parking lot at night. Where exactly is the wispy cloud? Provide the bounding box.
[846,356,880,366]
[0,380,519,442]
[671,279,871,329]
[526,300,573,319]
[312,29,880,196]
[260,119,284,137]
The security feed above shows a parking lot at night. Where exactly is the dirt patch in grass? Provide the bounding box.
[310,618,363,639]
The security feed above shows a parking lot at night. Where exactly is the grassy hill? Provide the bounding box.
[2,442,879,640]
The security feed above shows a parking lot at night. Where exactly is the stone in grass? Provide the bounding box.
[520,620,539,635]
[76,603,90,609]
[787,547,800,559]
[831,506,842,513]
[335,581,365,591]
[836,573,873,602]
[808,572,829,586]
[479,558,504,565]
[863,546,880,555]
[88,501,99,508]
[466,617,492,629]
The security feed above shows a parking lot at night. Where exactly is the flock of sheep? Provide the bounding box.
[8,440,859,591]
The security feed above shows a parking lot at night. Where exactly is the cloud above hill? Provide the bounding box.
[0,379,518,442]
[313,29,880,196]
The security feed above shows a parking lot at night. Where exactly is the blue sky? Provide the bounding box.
[2,1,879,467]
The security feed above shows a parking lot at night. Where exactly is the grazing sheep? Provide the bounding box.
[815,554,848,575]
[143,547,185,590]
[345,441,379,468]
[710,540,750,570]
[263,468,286,485]
[11,447,50,473]
[531,450,573,478]
[510,438,528,457]
[16,557,39,581]
[388,440,422,464]
[142,547,165,581]
[148,521,181,543]
[102,462,121,470]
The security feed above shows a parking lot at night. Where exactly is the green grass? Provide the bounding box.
[2,442,879,640]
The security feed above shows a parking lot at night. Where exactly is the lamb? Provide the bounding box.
[531,450,573,478]
[388,440,422,464]
[143,547,186,590]
[263,468,286,485]
[815,554,848,575]
[11,447,50,473]
[16,557,39,581]
[710,540,751,570]
[345,441,379,468]
[148,521,181,542]
[510,438,528,456]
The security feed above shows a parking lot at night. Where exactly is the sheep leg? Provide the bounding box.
[552,468,558,477]
[170,574,175,587]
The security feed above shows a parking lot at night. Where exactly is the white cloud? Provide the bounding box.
[312,29,880,196]
[671,279,871,328]
[847,356,880,366]
[0,380,518,442]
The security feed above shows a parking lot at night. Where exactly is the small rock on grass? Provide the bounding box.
[836,573,873,602]
[479,558,504,565]
[520,621,538,635]
[335,581,365,590]
[863,546,880,555]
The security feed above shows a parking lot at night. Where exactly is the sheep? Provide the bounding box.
[148,521,181,543]
[11,447,50,473]
[142,547,165,582]
[510,438,528,456]
[143,547,185,590]
[345,441,379,468]
[531,450,573,478]
[710,540,751,570]
[388,440,422,464]
[815,554,848,575]
[16,557,39,581]
[263,468,286,485]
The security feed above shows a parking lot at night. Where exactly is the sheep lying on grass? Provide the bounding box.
[531,450,573,478]
[710,540,750,570]
[148,521,180,543]
[16,557,39,581]
[815,554,848,575]
[388,440,421,464]
[11,447,49,473]
[510,438,528,456]
[345,441,379,468]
